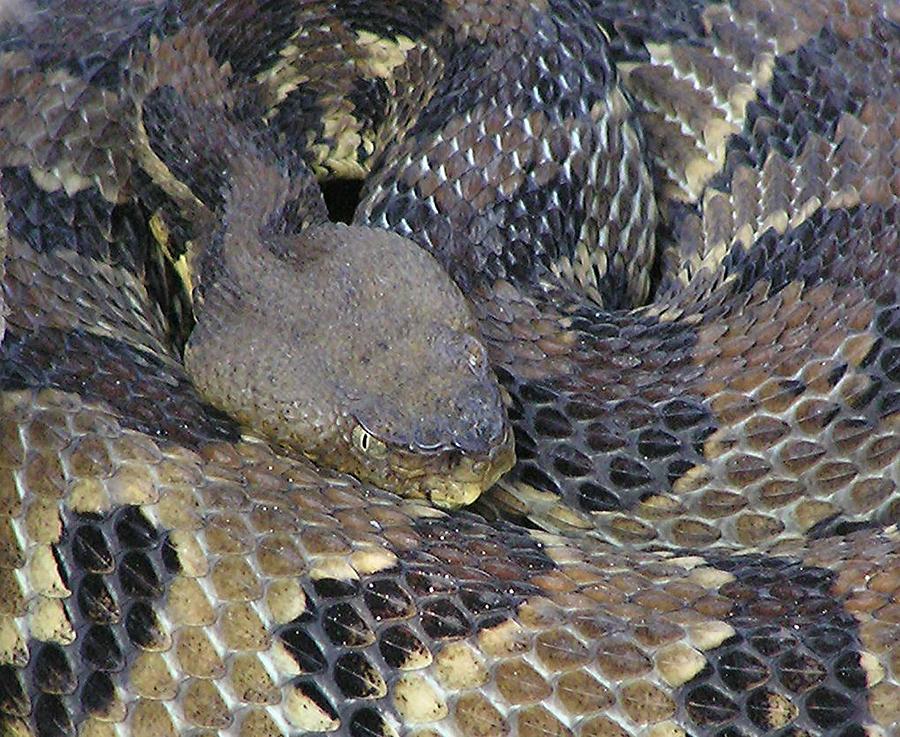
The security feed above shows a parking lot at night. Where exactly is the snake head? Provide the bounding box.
[341,325,515,508]
[185,223,515,508]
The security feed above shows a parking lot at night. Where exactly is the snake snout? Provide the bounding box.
[450,382,509,454]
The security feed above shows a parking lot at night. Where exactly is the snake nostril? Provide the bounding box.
[451,385,507,452]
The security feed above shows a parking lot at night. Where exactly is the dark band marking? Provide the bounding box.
[588,0,721,61]
[0,0,164,90]
[0,327,240,446]
[402,38,495,142]
[707,201,897,450]
[348,76,392,147]
[142,85,321,236]
[195,0,306,80]
[407,6,613,144]
[0,167,150,278]
[721,205,898,428]
[13,503,175,736]
[485,168,596,288]
[723,203,897,324]
[142,86,232,213]
[713,15,898,192]
[266,82,327,168]
[411,512,556,579]
[364,138,599,298]
[680,552,868,736]
[495,300,715,516]
[331,0,445,41]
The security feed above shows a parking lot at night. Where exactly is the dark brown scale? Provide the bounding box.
[0,328,240,446]
[378,624,428,670]
[364,579,416,622]
[323,602,376,648]
[333,652,385,699]
[76,575,119,624]
[2,1,899,736]
[123,602,167,650]
[79,627,124,673]
[718,650,769,691]
[778,651,828,693]
[71,526,115,574]
[278,624,326,674]
[32,643,76,696]
[313,577,360,599]
[33,695,73,737]
[420,599,474,640]
[679,552,871,737]
[552,446,594,477]
[79,671,118,720]
[0,666,28,719]
[349,708,394,737]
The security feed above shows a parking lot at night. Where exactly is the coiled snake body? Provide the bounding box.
[0,1,898,736]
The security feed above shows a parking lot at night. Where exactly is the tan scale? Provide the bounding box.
[283,683,341,731]
[1,2,899,737]
[434,641,489,690]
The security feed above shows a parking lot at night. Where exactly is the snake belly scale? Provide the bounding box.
[0,1,898,737]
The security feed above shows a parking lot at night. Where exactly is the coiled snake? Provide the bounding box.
[0,1,898,736]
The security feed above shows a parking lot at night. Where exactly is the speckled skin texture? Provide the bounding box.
[120,24,515,509]
[186,220,514,508]
[1,1,899,737]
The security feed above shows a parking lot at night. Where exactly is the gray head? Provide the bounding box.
[185,223,514,508]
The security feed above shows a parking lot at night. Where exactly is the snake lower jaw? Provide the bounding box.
[422,433,517,510]
[365,424,517,510]
[299,422,516,509]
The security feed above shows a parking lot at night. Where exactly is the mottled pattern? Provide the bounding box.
[477,204,898,547]
[0,1,899,737]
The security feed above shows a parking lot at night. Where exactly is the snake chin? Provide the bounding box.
[332,422,517,509]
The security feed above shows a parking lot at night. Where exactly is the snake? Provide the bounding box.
[0,0,898,736]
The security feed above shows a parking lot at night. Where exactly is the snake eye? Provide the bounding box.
[465,338,487,373]
[352,425,387,458]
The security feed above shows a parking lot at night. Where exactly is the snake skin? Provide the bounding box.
[1,1,899,736]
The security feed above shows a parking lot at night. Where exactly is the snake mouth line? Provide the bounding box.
[400,424,516,510]
[4,1,897,735]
